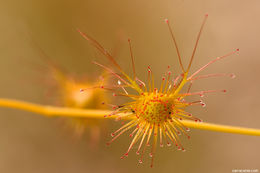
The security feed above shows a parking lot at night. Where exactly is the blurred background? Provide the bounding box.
[0,0,260,172]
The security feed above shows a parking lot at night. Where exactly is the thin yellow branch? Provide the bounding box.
[0,98,112,119]
[0,98,260,136]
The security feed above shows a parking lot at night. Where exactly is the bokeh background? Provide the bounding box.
[0,0,260,172]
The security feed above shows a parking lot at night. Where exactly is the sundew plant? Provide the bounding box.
[77,14,239,167]
[0,14,259,168]
[43,60,109,143]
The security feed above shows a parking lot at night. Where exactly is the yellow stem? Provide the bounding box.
[173,72,188,96]
[0,98,260,136]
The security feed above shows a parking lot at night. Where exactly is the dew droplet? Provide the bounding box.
[162,77,165,81]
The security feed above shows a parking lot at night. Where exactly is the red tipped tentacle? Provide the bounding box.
[186,14,208,73]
